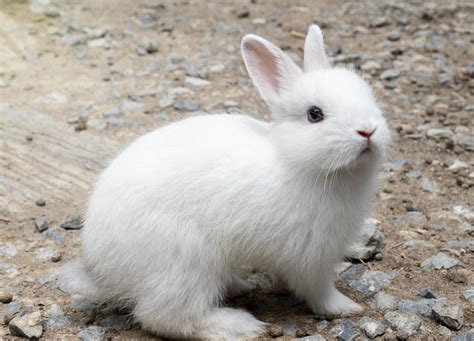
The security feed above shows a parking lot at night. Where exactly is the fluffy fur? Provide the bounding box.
[62,25,391,339]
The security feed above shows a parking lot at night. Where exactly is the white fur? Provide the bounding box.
[62,25,391,339]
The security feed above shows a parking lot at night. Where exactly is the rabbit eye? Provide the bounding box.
[307,106,324,123]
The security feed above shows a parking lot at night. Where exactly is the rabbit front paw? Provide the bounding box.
[311,288,363,317]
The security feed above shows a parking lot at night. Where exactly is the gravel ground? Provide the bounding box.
[0,0,473,340]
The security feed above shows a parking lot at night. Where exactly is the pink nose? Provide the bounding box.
[357,129,375,138]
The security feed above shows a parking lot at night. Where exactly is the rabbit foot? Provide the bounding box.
[311,288,363,317]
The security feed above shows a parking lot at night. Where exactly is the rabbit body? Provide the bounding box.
[64,25,390,340]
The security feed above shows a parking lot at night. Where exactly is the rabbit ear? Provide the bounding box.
[304,25,330,73]
[241,34,302,104]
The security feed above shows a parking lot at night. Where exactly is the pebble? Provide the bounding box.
[9,311,43,339]
[185,76,210,87]
[339,263,365,283]
[315,320,330,332]
[459,222,473,235]
[384,311,421,336]
[121,100,144,112]
[454,134,474,152]
[380,69,400,81]
[398,299,434,317]
[426,128,453,140]
[360,61,381,72]
[36,198,46,206]
[461,288,474,303]
[346,223,384,261]
[0,243,17,257]
[387,31,401,41]
[432,299,464,330]
[453,330,474,341]
[330,320,359,341]
[236,9,250,18]
[2,301,22,323]
[34,217,49,232]
[295,335,325,341]
[0,292,13,303]
[78,325,107,340]
[349,270,399,296]
[419,287,438,299]
[328,44,342,57]
[252,18,266,26]
[449,160,469,171]
[45,227,65,243]
[174,99,200,112]
[371,291,398,310]
[282,323,298,337]
[421,252,459,270]
[45,304,72,329]
[420,177,440,193]
[60,217,83,230]
[359,316,385,339]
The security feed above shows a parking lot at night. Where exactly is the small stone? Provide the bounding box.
[185,76,210,87]
[453,329,474,341]
[349,270,399,296]
[159,96,174,109]
[315,320,330,332]
[36,198,46,206]
[209,64,225,73]
[359,316,385,339]
[426,128,454,140]
[102,108,123,118]
[296,335,325,341]
[78,325,107,340]
[419,288,438,299]
[346,223,384,261]
[140,38,159,54]
[421,253,459,270]
[45,228,65,243]
[420,177,440,193]
[51,251,62,262]
[454,134,474,152]
[0,292,13,303]
[0,243,17,257]
[371,291,397,310]
[121,100,144,112]
[380,69,400,81]
[384,311,421,336]
[461,288,474,303]
[269,324,283,337]
[387,31,401,41]
[60,217,83,230]
[282,323,297,337]
[236,9,250,18]
[432,299,464,330]
[252,18,266,26]
[9,311,43,339]
[449,160,469,171]
[339,263,365,283]
[224,101,238,108]
[46,304,72,329]
[86,28,108,40]
[330,320,359,341]
[360,61,381,72]
[328,44,342,57]
[34,218,48,232]
[174,99,200,112]
[398,299,434,317]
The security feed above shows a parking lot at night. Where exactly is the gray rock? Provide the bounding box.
[384,311,421,336]
[405,170,422,179]
[185,76,210,87]
[328,44,342,57]
[282,323,297,337]
[102,108,123,118]
[461,288,474,303]
[330,320,359,341]
[38,276,55,286]
[421,253,459,270]
[419,287,438,299]
[0,292,13,303]
[315,320,330,332]
[9,311,43,338]
[236,9,250,18]
[36,248,57,261]
[34,218,48,232]
[78,326,107,341]
[136,12,157,29]
[393,211,427,226]
[359,316,385,339]
[45,228,65,243]
[61,33,86,46]
[447,240,474,252]
[454,134,474,151]
[432,299,464,330]
[60,217,83,230]
[387,31,401,41]
[346,223,384,260]
[339,264,365,283]
[420,177,440,193]
[70,295,95,311]
[121,100,144,112]
[426,128,454,140]
[0,243,17,257]
[404,239,429,248]
[45,304,72,329]
[371,291,397,310]
[398,299,434,317]
[453,329,474,341]
[174,99,200,112]
[2,300,22,323]
[349,270,399,296]
[459,222,473,234]
[380,69,400,81]
[86,28,108,40]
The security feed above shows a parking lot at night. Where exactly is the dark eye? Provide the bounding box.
[307,106,324,123]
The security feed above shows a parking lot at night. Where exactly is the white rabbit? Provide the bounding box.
[62,25,391,340]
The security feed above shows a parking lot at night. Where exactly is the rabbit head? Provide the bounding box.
[241,25,391,172]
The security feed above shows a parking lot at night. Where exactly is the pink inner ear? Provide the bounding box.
[248,43,281,95]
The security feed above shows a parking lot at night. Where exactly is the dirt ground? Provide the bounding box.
[0,0,473,340]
